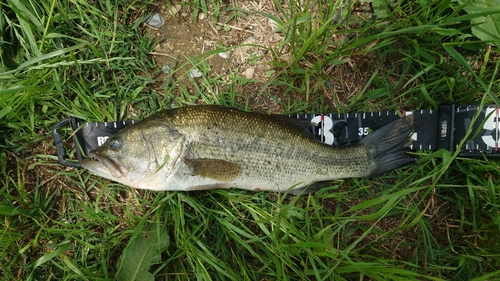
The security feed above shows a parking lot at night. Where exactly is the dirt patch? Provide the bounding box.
[148,1,283,111]
[146,0,381,113]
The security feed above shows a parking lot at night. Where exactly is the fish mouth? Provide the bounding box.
[81,150,128,178]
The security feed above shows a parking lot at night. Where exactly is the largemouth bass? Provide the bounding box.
[82,105,414,194]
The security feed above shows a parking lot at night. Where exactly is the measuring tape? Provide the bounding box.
[52,104,500,167]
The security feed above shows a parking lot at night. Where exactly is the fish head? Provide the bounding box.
[82,120,185,188]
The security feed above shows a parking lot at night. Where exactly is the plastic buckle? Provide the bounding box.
[51,118,83,168]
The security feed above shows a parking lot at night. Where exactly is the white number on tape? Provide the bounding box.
[481,107,499,149]
[310,115,334,145]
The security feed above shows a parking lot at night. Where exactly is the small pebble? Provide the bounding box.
[170,4,181,15]
[268,18,280,32]
[219,52,230,59]
[243,68,255,79]
[166,42,175,51]
[189,68,203,78]
[198,13,206,20]
[145,13,165,28]
[331,10,343,24]
[162,61,176,86]
[243,36,256,44]
[162,63,173,75]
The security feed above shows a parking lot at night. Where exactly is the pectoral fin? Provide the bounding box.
[184,158,242,182]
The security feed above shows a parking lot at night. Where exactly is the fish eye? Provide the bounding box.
[109,138,121,150]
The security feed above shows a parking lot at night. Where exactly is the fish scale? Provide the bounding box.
[161,106,373,186]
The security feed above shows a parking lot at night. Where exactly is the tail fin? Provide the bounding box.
[359,115,415,176]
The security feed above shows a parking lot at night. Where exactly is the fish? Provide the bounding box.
[81,105,414,194]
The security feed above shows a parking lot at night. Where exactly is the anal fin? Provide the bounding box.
[289,181,333,195]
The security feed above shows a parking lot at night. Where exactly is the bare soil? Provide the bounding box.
[147,0,379,113]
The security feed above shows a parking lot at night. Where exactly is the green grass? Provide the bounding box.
[1,0,500,280]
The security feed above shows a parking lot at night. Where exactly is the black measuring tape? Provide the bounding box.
[52,104,500,168]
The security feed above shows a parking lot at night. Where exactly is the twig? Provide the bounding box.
[148,52,177,59]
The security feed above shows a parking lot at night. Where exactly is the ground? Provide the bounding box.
[1,0,499,279]
[148,0,378,113]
